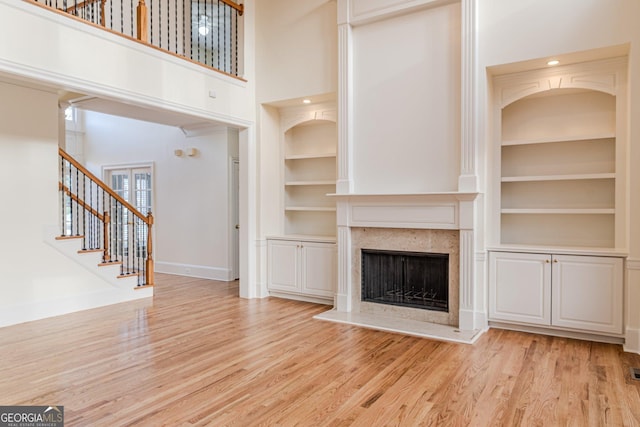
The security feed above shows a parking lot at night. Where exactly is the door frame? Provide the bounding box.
[230,157,240,280]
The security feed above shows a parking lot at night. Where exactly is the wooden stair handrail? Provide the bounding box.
[64,0,101,13]
[59,182,105,221]
[59,148,154,286]
[59,148,150,224]
[220,0,244,15]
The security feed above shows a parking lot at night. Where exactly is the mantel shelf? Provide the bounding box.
[328,192,479,201]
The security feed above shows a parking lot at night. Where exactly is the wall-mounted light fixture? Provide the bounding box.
[174,149,184,157]
[187,148,199,157]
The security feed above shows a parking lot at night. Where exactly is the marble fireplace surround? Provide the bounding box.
[315,193,483,344]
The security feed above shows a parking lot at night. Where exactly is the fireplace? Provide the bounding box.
[314,193,480,341]
[361,249,449,312]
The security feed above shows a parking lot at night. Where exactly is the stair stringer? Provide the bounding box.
[43,225,153,297]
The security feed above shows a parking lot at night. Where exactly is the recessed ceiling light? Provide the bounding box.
[302,99,311,104]
[547,60,560,66]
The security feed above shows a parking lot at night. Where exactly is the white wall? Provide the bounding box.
[352,2,461,194]
[0,81,139,327]
[477,0,640,351]
[82,111,238,281]
[255,0,338,104]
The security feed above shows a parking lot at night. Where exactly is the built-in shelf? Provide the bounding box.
[495,73,623,249]
[501,133,615,146]
[285,153,336,160]
[285,180,335,186]
[489,57,627,339]
[501,208,615,215]
[285,206,337,212]
[281,107,337,238]
[501,173,615,182]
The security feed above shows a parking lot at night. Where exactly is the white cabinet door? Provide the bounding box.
[301,242,336,298]
[267,240,299,292]
[552,255,623,334]
[489,252,551,325]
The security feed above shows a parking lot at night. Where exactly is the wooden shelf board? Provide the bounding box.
[502,133,615,146]
[285,181,335,186]
[285,206,337,212]
[501,208,615,215]
[501,173,615,182]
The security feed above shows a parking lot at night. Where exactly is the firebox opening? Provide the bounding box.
[361,249,449,312]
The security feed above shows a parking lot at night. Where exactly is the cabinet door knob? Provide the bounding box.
[553,259,558,263]
[545,259,550,263]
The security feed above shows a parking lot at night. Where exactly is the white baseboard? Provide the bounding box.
[155,261,233,281]
[0,287,152,328]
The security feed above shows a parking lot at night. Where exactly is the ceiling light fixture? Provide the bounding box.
[547,59,560,66]
[303,99,311,104]
[198,15,211,36]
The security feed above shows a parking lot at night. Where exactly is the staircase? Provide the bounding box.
[51,148,154,293]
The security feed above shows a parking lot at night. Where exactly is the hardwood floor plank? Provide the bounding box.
[1,273,639,426]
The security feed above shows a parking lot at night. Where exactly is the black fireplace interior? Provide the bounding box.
[361,249,449,312]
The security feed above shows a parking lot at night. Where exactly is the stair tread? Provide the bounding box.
[56,235,84,240]
[78,249,103,254]
[98,261,123,267]
[118,271,141,278]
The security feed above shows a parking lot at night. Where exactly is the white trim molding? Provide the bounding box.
[155,261,233,282]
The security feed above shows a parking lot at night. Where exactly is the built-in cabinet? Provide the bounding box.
[268,238,336,302]
[267,103,337,302]
[489,57,627,338]
[489,251,623,334]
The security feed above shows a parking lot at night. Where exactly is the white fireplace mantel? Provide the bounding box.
[326,191,483,338]
[330,192,478,230]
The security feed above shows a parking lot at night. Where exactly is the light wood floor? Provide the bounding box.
[2,274,640,426]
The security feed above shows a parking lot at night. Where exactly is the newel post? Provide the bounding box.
[103,211,111,262]
[145,212,154,286]
[137,0,148,42]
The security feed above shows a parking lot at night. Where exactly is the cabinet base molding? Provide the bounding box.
[489,321,624,346]
[624,326,640,355]
[269,291,333,306]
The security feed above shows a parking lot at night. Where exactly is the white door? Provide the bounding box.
[104,166,153,265]
[489,251,552,325]
[267,240,299,292]
[301,242,336,298]
[551,255,623,334]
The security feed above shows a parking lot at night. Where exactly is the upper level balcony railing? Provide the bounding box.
[30,0,244,77]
